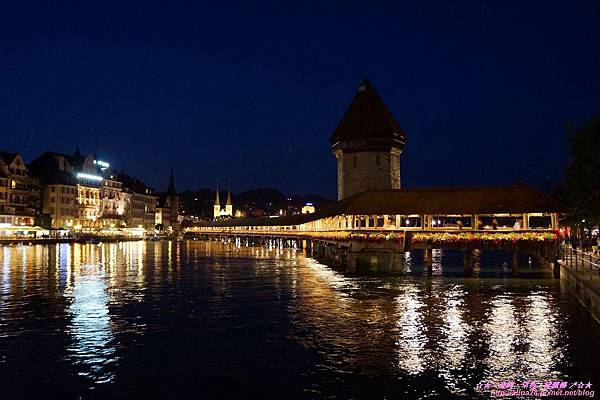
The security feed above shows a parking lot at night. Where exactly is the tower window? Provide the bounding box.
[353,156,357,168]
[375,155,380,166]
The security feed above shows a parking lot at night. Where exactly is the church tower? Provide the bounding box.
[213,185,221,219]
[166,168,179,226]
[330,79,406,200]
[225,190,233,216]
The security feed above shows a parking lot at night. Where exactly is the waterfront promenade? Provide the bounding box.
[559,246,600,323]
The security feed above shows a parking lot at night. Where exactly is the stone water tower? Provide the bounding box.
[330,79,406,200]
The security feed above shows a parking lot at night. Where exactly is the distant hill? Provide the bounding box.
[178,187,334,220]
[235,188,287,206]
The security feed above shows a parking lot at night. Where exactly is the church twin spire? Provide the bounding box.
[214,179,233,218]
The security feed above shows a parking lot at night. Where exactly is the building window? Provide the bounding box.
[353,156,357,168]
[375,155,380,166]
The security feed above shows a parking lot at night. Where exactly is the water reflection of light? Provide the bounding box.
[431,249,443,275]
[522,293,560,380]
[20,245,28,269]
[482,292,562,382]
[2,246,10,294]
[396,286,426,374]
[304,258,357,293]
[134,241,144,286]
[66,266,116,384]
[483,296,518,381]
[404,251,413,273]
[441,287,468,369]
[436,286,470,395]
[167,240,173,268]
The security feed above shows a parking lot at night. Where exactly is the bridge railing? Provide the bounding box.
[561,245,600,274]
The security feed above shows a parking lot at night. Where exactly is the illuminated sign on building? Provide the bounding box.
[94,160,110,171]
[77,172,103,181]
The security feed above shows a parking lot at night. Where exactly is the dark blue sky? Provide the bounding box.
[1,1,599,198]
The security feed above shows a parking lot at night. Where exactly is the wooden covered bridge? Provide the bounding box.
[185,184,564,275]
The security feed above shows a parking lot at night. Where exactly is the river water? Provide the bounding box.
[0,240,598,399]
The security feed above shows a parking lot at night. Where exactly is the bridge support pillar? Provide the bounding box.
[369,255,379,272]
[320,243,325,259]
[347,252,357,274]
[424,248,433,276]
[390,253,404,274]
[463,250,472,274]
[512,250,519,276]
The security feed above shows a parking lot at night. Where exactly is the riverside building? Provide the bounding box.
[0,151,38,235]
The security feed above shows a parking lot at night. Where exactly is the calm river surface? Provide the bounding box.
[0,240,599,399]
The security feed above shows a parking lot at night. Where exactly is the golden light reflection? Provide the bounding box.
[0,240,577,394]
[440,287,468,370]
[431,249,443,275]
[65,258,116,384]
[482,291,563,384]
[483,296,519,381]
[395,285,427,374]
[304,258,357,294]
[404,251,413,273]
[2,246,10,294]
[138,242,146,288]
[522,293,561,380]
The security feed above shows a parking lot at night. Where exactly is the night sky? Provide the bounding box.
[1,1,599,199]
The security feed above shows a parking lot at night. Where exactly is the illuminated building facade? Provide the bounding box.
[75,153,103,228]
[117,173,158,231]
[100,177,127,228]
[30,149,107,229]
[0,151,37,228]
[41,183,78,228]
[29,148,160,231]
[302,203,316,214]
[213,187,233,219]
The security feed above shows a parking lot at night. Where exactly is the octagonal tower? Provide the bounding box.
[330,79,406,200]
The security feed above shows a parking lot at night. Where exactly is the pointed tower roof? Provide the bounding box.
[167,168,177,196]
[226,190,232,205]
[214,186,221,206]
[329,79,406,148]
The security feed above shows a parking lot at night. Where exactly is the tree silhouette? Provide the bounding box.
[565,115,600,227]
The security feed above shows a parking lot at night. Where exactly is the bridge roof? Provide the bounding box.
[321,184,564,217]
[191,184,563,228]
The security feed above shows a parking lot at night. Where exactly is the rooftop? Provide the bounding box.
[329,79,406,148]
[0,151,19,167]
